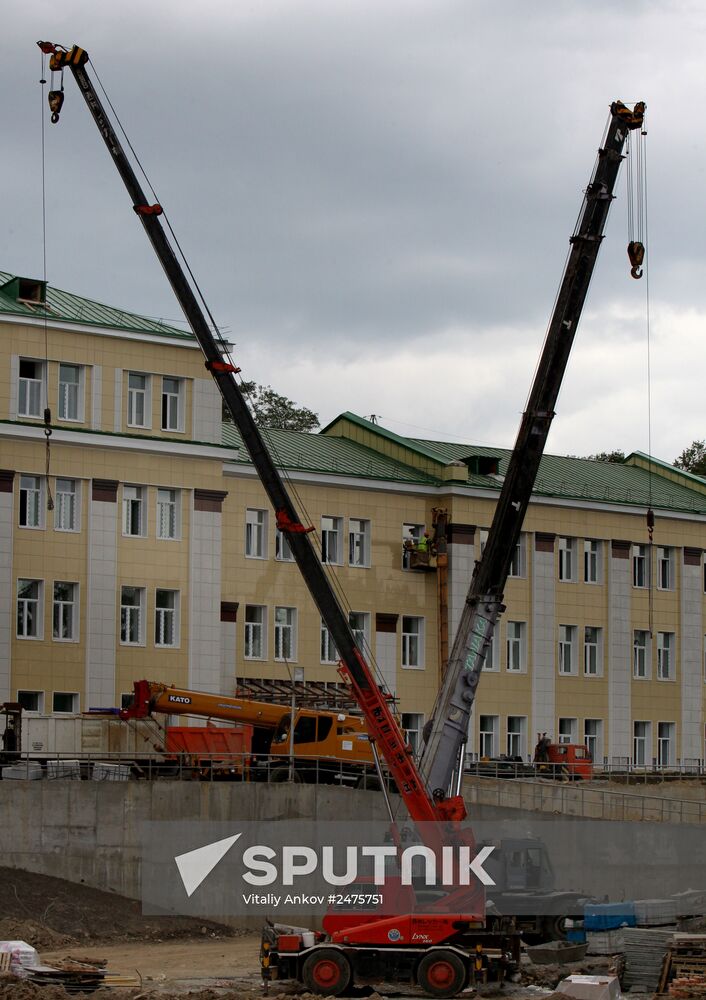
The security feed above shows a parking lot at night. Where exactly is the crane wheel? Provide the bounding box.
[416,950,467,998]
[302,948,352,996]
[269,767,301,783]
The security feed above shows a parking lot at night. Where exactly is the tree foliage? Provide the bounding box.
[224,381,320,432]
[585,450,626,463]
[674,440,706,476]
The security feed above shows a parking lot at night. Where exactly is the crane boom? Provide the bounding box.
[419,100,645,799]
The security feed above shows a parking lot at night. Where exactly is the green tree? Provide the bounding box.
[223,381,320,432]
[585,450,626,463]
[674,440,706,476]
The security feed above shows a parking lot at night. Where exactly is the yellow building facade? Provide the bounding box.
[3,272,706,767]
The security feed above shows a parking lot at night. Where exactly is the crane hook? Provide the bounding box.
[627,240,645,280]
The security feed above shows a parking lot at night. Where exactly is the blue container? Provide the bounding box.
[584,901,636,931]
[566,929,587,943]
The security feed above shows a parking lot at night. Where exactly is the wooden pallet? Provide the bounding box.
[0,953,11,974]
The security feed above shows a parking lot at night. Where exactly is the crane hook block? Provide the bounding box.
[133,204,163,216]
[276,509,315,534]
[628,240,645,279]
[48,89,64,124]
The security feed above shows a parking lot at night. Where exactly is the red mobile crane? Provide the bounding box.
[39,41,642,996]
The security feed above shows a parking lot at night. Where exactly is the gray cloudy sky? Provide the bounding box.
[5,1,706,462]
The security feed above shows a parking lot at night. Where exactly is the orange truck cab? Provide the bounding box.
[537,743,593,780]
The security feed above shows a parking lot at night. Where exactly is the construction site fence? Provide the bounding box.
[463,754,706,780]
[0,750,395,790]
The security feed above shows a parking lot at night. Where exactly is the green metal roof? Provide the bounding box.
[0,271,194,340]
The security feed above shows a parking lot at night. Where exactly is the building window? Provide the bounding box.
[558,717,578,744]
[633,544,648,588]
[507,716,527,758]
[274,606,297,661]
[349,611,370,651]
[120,586,144,645]
[402,713,424,755]
[244,605,266,659]
[402,616,424,668]
[320,619,339,664]
[584,719,603,762]
[123,485,146,536]
[482,632,498,671]
[558,624,577,675]
[321,516,343,564]
[275,528,294,561]
[479,715,499,758]
[19,474,42,528]
[402,523,424,569]
[53,582,77,641]
[633,630,650,679]
[161,376,183,431]
[155,589,179,647]
[17,690,44,713]
[508,534,526,578]
[245,508,267,558]
[58,363,82,421]
[558,536,577,582]
[657,631,674,680]
[53,692,79,714]
[348,518,371,567]
[633,720,651,766]
[17,579,42,638]
[55,478,78,531]
[157,488,179,540]
[657,722,675,767]
[506,621,526,672]
[584,539,601,584]
[127,372,149,427]
[18,358,43,417]
[657,546,675,591]
[584,626,602,676]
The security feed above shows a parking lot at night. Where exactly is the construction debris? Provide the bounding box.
[621,925,676,991]
[659,933,706,996]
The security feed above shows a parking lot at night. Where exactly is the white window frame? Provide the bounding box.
[402,712,424,755]
[633,544,649,588]
[120,586,145,646]
[17,690,44,713]
[479,715,499,758]
[584,719,603,762]
[633,720,651,766]
[482,631,499,671]
[274,606,297,661]
[506,621,526,672]
[156,488,180,540]
[506,716,527,758]
[558,624,577,675]
[123,485,146,537]
[558,536,577,582]
[58,363,83,422]
[402,615,424,669]
[244,605,266,659]
[17,579,43,639]
[402,523,424,570]
[657,721,675,767]
[245,508,267,559]
[18,358,44,418]
[349,611,371,652]
[161,376,184,432]
[584,625,602,676]
[52,581,78,642]
[19,474,43,529]
[584,539,601,584]
[321,515,343,565]
[657,631,674,680]
[155,589,180,648]
[320,618,339,664]
[52,692,79,714]
[127,372,150,428]
[558,717,578,744]
[657,546,675,591]
[508,534,526,578]
[348,518,371,568]
[633,630,651,679]
[54,478,79,532]
[275,528,294,562]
